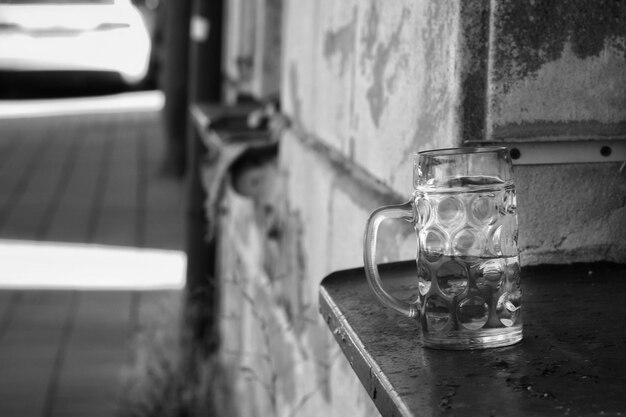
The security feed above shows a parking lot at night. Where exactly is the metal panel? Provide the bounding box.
[465,139,626,166]
[320,261,626,417]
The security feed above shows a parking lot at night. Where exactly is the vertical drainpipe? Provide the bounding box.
[162,0,191,177]
[185,0,224,362]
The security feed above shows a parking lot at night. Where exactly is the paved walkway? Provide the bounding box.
[0,94,185,417]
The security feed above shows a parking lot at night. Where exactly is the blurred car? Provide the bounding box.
[0,0,152,86]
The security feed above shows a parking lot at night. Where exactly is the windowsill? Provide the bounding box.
[320,260,626,416]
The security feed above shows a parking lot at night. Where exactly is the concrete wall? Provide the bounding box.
[214,1,626,415]
[216,139,399,416]
[488,1,626,138]
[486,1,626,265]
[279,0,626,268]
[283,0,466,194]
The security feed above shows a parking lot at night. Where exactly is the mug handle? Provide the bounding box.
[363,200,420,319]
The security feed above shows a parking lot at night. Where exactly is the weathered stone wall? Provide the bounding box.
[487,1,626,265]
[214,1,626,415]
[216,1,470,415]
[282,0,465,194]
[215,136,410,416]
[488,1,626,138]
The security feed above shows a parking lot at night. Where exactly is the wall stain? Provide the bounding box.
[361,1,380,63]
[494,0,626,89]
[289,63,302,122]
[405,0,458,162]
[459,0,490,142]
[361,4,411,127]
[323,7,357,76]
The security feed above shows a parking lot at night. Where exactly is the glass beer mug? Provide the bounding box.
[364,147,522,349]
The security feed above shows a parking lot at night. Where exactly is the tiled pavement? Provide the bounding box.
[0,94,185,417]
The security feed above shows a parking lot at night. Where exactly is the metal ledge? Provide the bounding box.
[320,261,626,417]
[465,139,626,166]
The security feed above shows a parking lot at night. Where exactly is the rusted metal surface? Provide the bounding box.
[320,261,626,416]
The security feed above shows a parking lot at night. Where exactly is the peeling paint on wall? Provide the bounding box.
[323,7,357,76]
[458,0,490,142]
[288,63,302,122]
[493,0,626,89]
[408,0,460,155]
[277,208,310,334]
[360,1,379,63]
[360,4,411,127]
[489,0,626,135]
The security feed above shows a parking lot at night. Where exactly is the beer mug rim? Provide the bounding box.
[414,146,514,188]
[417,146,508,157]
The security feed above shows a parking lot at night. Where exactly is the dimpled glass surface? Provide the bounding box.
[415,179,522,349]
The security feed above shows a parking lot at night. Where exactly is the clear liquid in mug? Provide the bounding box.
[415,177,522,349]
